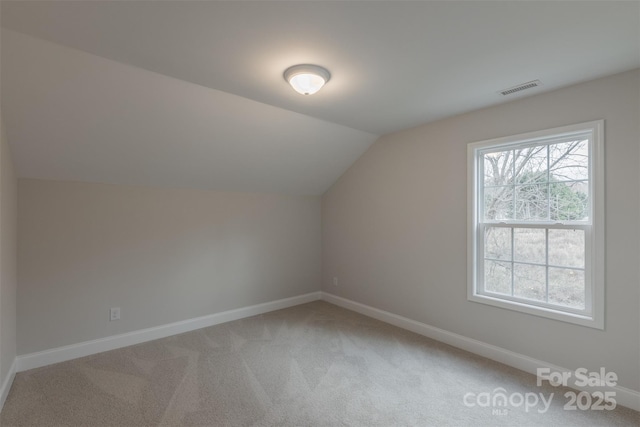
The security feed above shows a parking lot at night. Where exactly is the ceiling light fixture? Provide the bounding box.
[283,64,331,95]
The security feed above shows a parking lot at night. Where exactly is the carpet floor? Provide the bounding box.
[1,301,638,426]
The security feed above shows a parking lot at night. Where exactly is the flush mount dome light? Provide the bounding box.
[283,64,331,95]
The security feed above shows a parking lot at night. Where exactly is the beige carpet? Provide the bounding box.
[1,301,638,426]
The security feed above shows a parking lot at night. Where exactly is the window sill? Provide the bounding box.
[468,292,603,330]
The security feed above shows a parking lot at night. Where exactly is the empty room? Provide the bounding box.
[0,1,638,426]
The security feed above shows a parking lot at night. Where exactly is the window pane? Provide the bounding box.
[484,227,511,260]
[548,267,585,309]
[515,184,548,220]
[548,229,584,268]
[484,186,513,220]
[484,150,514,186]
[513,263,546,302]
[550,181,588,221]
[471,122,600,326]
[549,140,589,181]
[514,228,545,264]
[515,145,547,185]
[484,260,511,295]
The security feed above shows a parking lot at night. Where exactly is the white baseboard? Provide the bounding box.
[17,291,321,372]
[321,292,640,412]
[10,290,640,412]
[0,358,16,412]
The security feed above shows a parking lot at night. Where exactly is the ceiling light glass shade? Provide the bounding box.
[284,64,331,95]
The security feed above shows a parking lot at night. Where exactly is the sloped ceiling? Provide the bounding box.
[2,1,639,195]
[2,30,376,195]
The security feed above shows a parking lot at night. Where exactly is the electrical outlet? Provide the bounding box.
[110,307,121,321]
[333,277,338,286]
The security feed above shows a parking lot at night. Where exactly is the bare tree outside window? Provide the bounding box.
[483,140,589,222]
[481,139,589,309]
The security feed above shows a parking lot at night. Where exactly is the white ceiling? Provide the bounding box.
[2,29,376,195]
[2,1,639,195]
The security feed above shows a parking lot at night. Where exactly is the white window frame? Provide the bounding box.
[467,120,604,329]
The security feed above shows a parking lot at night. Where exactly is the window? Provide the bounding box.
[467,121,604,329]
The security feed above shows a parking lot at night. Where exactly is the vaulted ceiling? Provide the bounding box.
[2,1,639,195]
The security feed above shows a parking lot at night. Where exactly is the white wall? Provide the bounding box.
[0,117,17,385]
[18,180,321,354]
[322,69,640,392]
